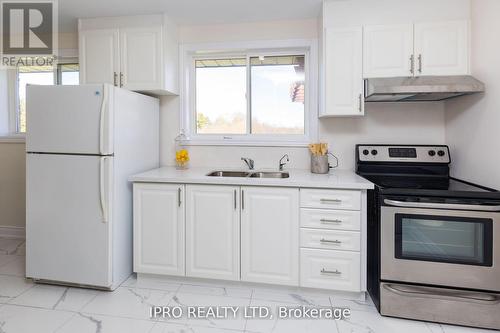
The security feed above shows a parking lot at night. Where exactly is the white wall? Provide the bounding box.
[321,103,445,170]
[445,0,500,189]
[159,0,471,170]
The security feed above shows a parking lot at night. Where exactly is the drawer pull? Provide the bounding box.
[321,268,341,275]
[320,199,342,204]
[320,219,342,224]
[320,238,342,244]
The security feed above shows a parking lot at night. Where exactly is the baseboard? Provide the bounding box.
[0,226,25,239]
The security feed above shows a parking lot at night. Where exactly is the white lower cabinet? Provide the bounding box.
[300,248,361,292]
[185,185,240,281]
[241,187,299,286]
[133,183,185,276]
[299,188,364,292]
[133,182,365,293]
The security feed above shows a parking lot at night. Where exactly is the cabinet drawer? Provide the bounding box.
[300,209,360,231]
[300,189,361,210]
[300,248,360,292]
[300,229,360,251]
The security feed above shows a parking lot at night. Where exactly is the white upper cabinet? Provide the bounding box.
[363,20,470,78]
[185,185,240,281]
[79,29,120,85]
[240,187,299,286]
[120,27,163,91]
[414,20,470,76]
[363,24,414,78]
[322,27,364,117]
[78,15,179,95]
[133,183,185,276]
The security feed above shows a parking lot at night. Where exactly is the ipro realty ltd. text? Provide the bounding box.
[151,305,351,320]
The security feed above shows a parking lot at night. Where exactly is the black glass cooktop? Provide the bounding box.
[361,175,500,199]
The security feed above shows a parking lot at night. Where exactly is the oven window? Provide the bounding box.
[395,214,493,266]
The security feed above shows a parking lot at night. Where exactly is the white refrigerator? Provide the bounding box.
[26,84,159,290]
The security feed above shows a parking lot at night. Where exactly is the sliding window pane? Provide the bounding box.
[250,55,305,134]
[59,64,80,85]
[195,58,247,134]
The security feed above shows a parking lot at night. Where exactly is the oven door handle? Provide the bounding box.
[383,284,500,304]
[384,199,500,212]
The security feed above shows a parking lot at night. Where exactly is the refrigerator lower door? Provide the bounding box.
[26,154,113,288]
[26,84,113,155]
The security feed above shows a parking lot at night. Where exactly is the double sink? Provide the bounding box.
[207,170,290,179]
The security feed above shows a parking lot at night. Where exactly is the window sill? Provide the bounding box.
[181,139,309,148]
[0,135,26,143]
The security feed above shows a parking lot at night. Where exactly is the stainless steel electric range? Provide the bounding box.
[356,144,500,330]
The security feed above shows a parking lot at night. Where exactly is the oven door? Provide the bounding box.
[381,198,500,291]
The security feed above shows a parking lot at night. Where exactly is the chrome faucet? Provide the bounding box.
[241,157,255,170]
[279,154,289,171]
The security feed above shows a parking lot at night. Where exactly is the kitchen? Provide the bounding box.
[0,0,499,332]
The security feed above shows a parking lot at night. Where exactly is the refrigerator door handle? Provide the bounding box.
[99,156,109,223]
[99,87,108,155]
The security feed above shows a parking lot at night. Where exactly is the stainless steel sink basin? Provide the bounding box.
[249,172,290,178]
[206,170,289,179]
[206,171,251,177]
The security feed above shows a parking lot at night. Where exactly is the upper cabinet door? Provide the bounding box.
[185,185,240,281]
[79,29,120,85]
[241,187,299,286]
[323,27,364,117]
[414,20,470,76]
[120,26,163,91]
[363,24,414,78]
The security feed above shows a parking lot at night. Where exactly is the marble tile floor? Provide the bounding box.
[0,238,493,333]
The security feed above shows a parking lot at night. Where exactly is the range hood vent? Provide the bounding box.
[364,76,485,102]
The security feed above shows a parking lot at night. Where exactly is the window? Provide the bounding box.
[16,63,79,133]
[58,64,80,85]
[183,41,317,146]
[195,58,247,134]
[250,56,305,135]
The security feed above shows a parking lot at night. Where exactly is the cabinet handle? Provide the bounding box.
[241,190,245,210]
[320,238,342,244]
[409,55,415,75]
[321,268,342,275]
[120,72,124,87]
[358,94,362,112]
[234,189,237,210]
[320,198,342,204]
[418,54,422,74]
[113,72,118,86]
[178,187,182,207]
[320,219,342,224]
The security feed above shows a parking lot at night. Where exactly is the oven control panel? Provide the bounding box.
[357,145,450,163]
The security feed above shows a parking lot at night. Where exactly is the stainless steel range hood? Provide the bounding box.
[364,76,485,102]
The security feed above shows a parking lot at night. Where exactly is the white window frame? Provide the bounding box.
[180,39,318,147]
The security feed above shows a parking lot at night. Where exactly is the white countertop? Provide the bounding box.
[130,167,374,190]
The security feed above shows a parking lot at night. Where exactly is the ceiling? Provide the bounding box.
[58,0,323,32]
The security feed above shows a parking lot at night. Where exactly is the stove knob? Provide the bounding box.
[362,149,369,156]
[371,149,378,156]
[438,150,446,157]
[428,150,436,157]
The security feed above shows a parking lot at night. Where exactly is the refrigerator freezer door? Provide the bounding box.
[26,84,113,155]
[26,154,113,288]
